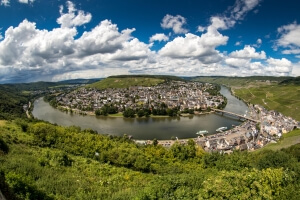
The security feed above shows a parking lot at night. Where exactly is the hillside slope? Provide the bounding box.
[87,75,184,90]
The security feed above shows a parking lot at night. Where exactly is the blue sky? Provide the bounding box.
[0,0,299,83]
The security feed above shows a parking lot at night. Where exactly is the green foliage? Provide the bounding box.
[38,149,73,167]
[5,172,53,200]
[256,150,298,170]
[0,137,9,154]
[123,108,135,118]
[1,120,300,199]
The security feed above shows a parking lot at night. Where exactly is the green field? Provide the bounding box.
[88,77,164,90]
[234,84,300,121]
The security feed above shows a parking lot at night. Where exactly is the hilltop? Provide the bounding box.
[87,75,184,90]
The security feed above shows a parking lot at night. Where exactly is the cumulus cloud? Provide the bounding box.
[225,45,266,69]
[149,33,169,43]
[276,22,300,57]
[265,58,293,75]
[159,31,228,61]
[0,1,154,83]
[161,14,188,34]
[225,57,250,68]
[75,20,135,56]
[229,45,266,59]
[57,1,92,28]
[159,13,231,65]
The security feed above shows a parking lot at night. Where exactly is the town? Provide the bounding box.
[47,80,299,153]
[154,104,299,153]
[54,81,227,116]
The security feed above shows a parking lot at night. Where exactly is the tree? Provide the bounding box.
[137,109,145,117]
[0,137,9,154]
[153,138,158,146]
[123,108,135,118]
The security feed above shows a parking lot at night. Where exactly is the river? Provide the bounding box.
[32,86,249,140]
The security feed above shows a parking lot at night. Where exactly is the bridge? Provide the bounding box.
[212,108,259,123]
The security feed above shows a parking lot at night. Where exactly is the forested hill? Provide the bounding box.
[279,76,300,85]
[0,79,99,120]
[87,75,184,90]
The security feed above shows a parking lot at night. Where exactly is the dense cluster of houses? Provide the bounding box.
[55,81,225,113]
[195,105,299,152]
[153,104,299,153]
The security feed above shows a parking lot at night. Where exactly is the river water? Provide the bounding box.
[32,86,249,140]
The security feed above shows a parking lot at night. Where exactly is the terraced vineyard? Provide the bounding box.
[234,84,300,121]
[88,77,165,90]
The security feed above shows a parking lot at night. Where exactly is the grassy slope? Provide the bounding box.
[88,77,164,90]
[234,84,300,121]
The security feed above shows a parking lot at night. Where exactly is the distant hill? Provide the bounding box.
[192,76,290,87]
[87,75,184,89]
[279,77,300,85]
[58,78,102,85]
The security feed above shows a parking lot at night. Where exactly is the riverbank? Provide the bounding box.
[56,105,215,119]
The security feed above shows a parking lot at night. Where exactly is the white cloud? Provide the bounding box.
[197,26,206,32]
[18,0,34,4]
[282,49,300,55]
[291,62,300,76]
[161,14,188,34]
[276,22,300,57]
[235,41,242,46]
[203,0,261,31]
[277,22,300,47]
[1,0,9,6]
[0,28,3,40]
[225,46,266,69]
[75,20,134,56]
[159,15,229,62]
[0,10,153,83]
[210,16,227,30]
[225,57,250,68]
[149,33,169,43]
[159,30,228,62]
[265,58,293,75]
[229,0,261,24]
[0,0,296,83]
[57,1,92,28]
[229,45,266,59]
[257,38,262,44]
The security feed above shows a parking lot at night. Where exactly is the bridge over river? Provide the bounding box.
[212,108,259,123]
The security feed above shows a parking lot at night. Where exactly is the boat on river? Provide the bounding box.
[216,127,227,132]
[196,130,209,135]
